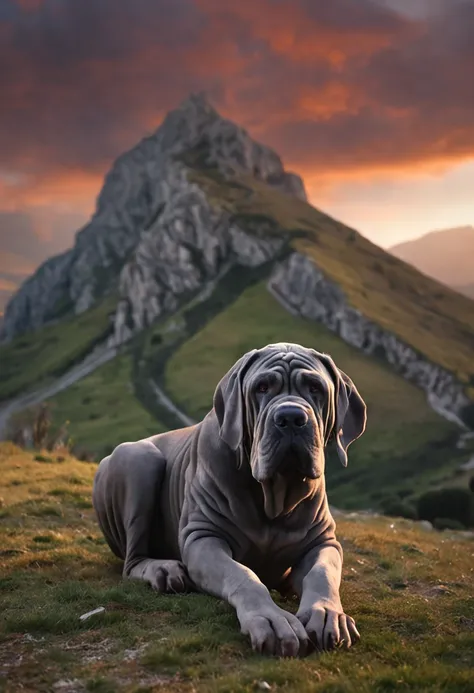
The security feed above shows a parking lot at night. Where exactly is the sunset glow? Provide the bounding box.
[1,0,473,306]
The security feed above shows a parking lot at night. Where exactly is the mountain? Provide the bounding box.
[390,226,474,297]
[0,93,306,341]
[456,283,474,300]
[1,93,474,511]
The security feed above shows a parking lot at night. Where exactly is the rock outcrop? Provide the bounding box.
[112,159,286,344]
[268,252,471,425]
[1,93,305,342]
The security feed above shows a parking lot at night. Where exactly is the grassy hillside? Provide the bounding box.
[46,354,164,460]
[0,293,117,402]
[164,282,468,509]
[188,163,474,393]
[1,443,473,692]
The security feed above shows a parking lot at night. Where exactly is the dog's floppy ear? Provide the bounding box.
[316,352,367,467]
[213,349,259,451]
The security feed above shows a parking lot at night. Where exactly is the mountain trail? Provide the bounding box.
[148,379,196,428]
[0,344,117,438]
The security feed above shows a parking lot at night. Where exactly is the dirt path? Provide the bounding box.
[148,379,196,428]
[0,344,117,438]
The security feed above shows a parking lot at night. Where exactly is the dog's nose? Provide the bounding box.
[273,404,309,430]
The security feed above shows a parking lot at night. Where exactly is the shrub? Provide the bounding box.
[32,403,51,448]
[417,487,473,528]
[5,403,71,452]
[397,489,411,499]
[433,517,466,531]
[34,454,53,463]
[381,497,417,521]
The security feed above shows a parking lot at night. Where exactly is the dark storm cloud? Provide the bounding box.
[0,0,210,172]
[244,0,474,171]
[1,0,474,307]
[1,0,472,176]
[300,0,406,31]
[363,1,474,111]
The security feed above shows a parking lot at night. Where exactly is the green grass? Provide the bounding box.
[188,164,474,391]
[164,282,468,509]
[0,293,117,402]
[1,443,473,692]
[46,353,164,460]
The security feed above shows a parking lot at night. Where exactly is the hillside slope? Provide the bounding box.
[391,226,474,295]
[1,443,473,692]
[189,165,474,401]
[456,283,474,300]
[1,94,474,511]
[163,282,465,509]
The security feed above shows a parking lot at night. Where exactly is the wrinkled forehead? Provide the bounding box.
[244,344,334,385]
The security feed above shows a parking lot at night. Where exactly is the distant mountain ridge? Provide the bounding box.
[456,283,474,300]
[390,226,474,296]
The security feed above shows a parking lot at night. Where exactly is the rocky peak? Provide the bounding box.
[1,94,306,342]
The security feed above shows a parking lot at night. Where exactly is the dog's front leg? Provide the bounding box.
[291,543,360,651]
[184,536,308,657]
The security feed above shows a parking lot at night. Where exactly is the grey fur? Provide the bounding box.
[93,342,366,656]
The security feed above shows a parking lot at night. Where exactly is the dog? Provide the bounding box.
[93,342,367,656]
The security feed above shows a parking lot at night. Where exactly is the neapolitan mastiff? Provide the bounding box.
[93,343,367,657]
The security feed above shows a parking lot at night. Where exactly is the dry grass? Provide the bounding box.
[1,443,473,692]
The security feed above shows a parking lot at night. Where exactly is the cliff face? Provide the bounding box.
[1,93,305,342]
[268,253,470,425]
[111,159,288,345]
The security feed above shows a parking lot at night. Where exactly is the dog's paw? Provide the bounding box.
[141,559,192,593]
[296,603,360,651]
[239,604,309,657]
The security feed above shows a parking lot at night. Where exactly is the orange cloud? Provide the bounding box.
[0,170,99,212]
[195,0,410,63]
[0,277,19,292]
[1,0,473,178]
[1,0,473,299]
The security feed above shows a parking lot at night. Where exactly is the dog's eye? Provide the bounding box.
[309,384,320,395]
[256,381,269,394]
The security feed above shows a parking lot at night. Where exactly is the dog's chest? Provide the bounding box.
[239,521,307,584]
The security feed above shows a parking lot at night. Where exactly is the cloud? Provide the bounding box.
[0,0,473,305]
[1,0,473,178]
[0,276,20,292]
[0,207,89,310]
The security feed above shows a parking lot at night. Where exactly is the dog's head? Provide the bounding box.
[213,343,367,519]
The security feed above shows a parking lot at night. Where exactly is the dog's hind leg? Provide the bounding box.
[92,440,192,593]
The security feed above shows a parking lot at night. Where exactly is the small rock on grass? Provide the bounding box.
[79,606,105,622]
[52,680,85,692]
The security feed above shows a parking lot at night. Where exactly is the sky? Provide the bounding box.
[1,0,474,310]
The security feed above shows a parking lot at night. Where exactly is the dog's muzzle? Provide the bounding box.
[273,403,309,431]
